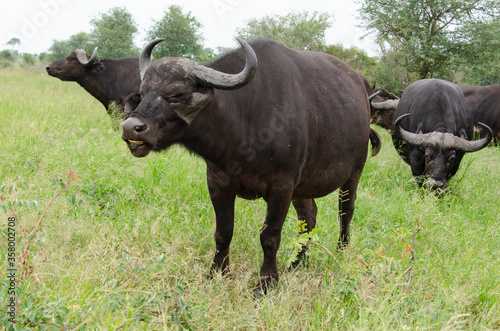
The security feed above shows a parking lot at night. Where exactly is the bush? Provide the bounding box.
[0,50,14,68]
[21,53,37,66]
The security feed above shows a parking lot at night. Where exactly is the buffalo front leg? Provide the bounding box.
[257,185,294,297]
[289,198,317,269]
[338,170,362,249]
[207,179,236,276]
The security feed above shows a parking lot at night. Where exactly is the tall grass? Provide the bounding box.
[1,68,499,330]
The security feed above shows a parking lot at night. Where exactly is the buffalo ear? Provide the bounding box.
[171,90,213,125]
[124,93,141,114]
[91,62,105,72]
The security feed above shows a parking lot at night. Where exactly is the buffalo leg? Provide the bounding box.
[289,198,317,268]
[337,170,362,249]
[207,180,236,276]
[257,185,293,297]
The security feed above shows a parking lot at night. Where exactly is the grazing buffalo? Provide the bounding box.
[457,84,500,145]
[392,79,492,190]
[364,79,400,130]
[121,38,381,296]
[46,48,140,119]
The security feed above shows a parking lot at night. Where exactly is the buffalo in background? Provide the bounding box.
[364,79,400,130]
[370,81,500,146]
[392,79,492,190]
[121,38,381,296]
[457,84,500,145]
[46,48,140,122]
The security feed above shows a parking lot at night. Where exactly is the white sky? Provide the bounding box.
[1,0,378,56]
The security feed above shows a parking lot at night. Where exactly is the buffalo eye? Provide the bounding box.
[446,152,456,166]
[424,148,431,161]
[124,93,141,114]
[166,93,192,104]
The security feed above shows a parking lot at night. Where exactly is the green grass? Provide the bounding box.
[1,68,499,330]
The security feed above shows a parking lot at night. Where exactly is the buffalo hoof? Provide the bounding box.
[253,277,277,299]
[254,287,265,299]
[336,241,348,251]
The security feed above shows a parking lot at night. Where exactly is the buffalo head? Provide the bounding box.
[370,95,399,131]
[121,38,258,158]
[46,47,101,80]
[365,80,400,130]
[394,113,492,190]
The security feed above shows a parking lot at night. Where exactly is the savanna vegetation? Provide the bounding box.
[357,0,500,90]
[0,66,499,329]
[1,1,500,329]
[4,1,499,89]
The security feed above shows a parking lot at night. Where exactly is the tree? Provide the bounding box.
[357,0,498,80]
[370,48,419,92]
[235,11,332,51]
[47,32,93,60]
[6,38,20,51]
[145,5,204,59]
[197,47,217,63]
[90,7,138,58]
[454,18,500,85]
[322,44,376,76]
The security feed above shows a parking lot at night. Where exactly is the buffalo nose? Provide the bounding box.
[45,66,50,71]
[122,117,148,134]
[432,180,445,190]
[134,124,147,132]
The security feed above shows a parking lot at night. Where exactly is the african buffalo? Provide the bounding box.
[46,48,140,119]
[364,79,400,130]
[392,79,492,190]
[457,84,500,145]
[121,38,381,296]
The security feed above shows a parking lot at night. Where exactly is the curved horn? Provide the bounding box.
[395,113,428,146]
[453,122,493,152]
[396,114,493,152]
[371,99,400,110]
[368,90,380,101]
[191,38,258,90]
[76,47,98,66]
[139,38,165,80]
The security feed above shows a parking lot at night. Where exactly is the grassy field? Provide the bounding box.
[0,67,499,330]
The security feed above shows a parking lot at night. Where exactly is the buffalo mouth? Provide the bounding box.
[46,69,70,81]
[46,69,59,78]
[417,176,448,191]
[425,178,447,191]
[125,139,152,157]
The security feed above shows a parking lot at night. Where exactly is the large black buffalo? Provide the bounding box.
[392,79,492,190]
[457,84,500,145]
[46,48,140,118]
[121,38,381,296]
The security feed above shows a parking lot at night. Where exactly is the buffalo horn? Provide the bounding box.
[453,122,492,152]
[368,90,380,101]
[191,38,258,90]
[76,47,98,66]
[371,99,400,110]
[139,38,165,80]
[395,114,493,152]
[394,113,427,146]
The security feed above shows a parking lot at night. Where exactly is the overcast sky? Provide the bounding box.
[1,0,377,56]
